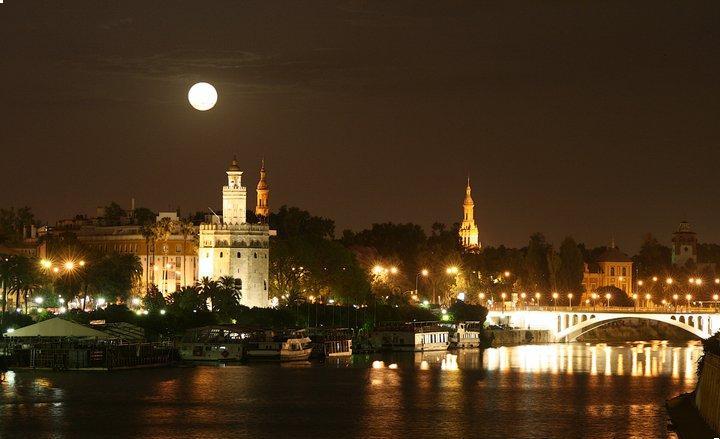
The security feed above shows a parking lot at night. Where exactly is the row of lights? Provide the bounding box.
[40,258,85,273]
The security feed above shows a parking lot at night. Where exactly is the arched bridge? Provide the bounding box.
[487,309,720,342]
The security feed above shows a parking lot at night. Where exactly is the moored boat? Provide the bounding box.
[308,328,353,358]
[450,321,483,348]
[372,321,450,352]
[243,329,312,362]
[176,325,249,362]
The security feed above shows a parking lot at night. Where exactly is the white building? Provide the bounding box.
[198,158,270,308]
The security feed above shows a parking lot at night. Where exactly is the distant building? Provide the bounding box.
[672,220,698,267]
[197,158,270,308]
[47,211,198,295]
[458,178,480,250]
[582,245,634,296]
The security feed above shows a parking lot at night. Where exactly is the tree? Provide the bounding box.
[523,233,552,293]
[133,207,156,226]
[103,202,125,226]
[556,237,585,295]
[176,218,196,287]
[85,253,142,303]
[634,234,671,278]
[140,224,156,291]
[151,217,173,289]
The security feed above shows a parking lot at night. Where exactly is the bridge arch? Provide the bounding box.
[556,314,708,342]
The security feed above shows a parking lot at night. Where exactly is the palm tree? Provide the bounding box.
[176,218,196,287]
[140,224,156,293]
[196,277,219,311]
[151,218,172,292]
[0,255,15,314]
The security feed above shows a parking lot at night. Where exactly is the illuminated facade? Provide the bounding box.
[198,158,270,308]
[458,178,480,250]
[255,160,269,219]
[582,246,633,296]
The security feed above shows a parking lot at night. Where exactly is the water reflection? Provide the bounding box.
[0,341,703,439]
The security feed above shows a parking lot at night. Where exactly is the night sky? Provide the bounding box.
[2,1,719,250]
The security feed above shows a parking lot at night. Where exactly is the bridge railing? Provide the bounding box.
[486,304,720,314]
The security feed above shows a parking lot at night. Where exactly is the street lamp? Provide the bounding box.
[632,293,638,311]
[64,261,75,271]
[666,277,673,285]
[685,294,692,311]
[503,270,511,278]
[389,266,398,275]
[415,269,429,298]
[500,292,507,312]
[605,293,612,307]
[714,294,719,312]
[672,294,679,312]
[591,293,598,311]
[645,293,652,308]
[535,292,541,308]
[520,292,527,309]
[567,293,573,309]
[552,292,558,310]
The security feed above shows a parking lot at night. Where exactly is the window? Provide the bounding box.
[237,252,241,258]
[610,267,615,276]
[254,252,257,259]
[621,267,627,276]
[220,252,224,258]
[176,244,182,253]
[263,280,267,290]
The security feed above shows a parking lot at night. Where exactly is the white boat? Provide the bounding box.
[243,330,313,362]
[177,325,248,362]
[450,321,484,348]
[372,322,449,352]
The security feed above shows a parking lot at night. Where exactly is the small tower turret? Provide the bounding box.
[255,159,269,220]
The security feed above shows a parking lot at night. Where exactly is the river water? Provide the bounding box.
[0,341,702,438]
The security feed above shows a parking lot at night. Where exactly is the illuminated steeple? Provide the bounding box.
[459,177,480,250]
[255,159,269,219]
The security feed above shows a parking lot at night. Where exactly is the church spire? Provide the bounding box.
[255,159,269,220]
[459,177,480,250]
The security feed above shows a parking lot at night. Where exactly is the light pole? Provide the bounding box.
[501,292,507,313]
[632,294,638,311]
[605,293,612,308]
[672,294,679,312]
[685,294,692,311]
[520,292,527,310]
[567,293,573,310]
[713,294,719,312]
[645,293,652,309]
[415,269,429,299]
[535,292,541,308]
[552,292,558,310]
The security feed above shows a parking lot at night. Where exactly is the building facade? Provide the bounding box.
[54,212,198,295]
[198,158,270,308]
[582,246,634,297]
[672,220,698,267]
[458,178,480,250]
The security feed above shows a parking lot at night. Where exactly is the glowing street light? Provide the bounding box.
[666,277,673,285]
[632,293,638,311]
[605,293,612,307]
[652,276,658,282]
[446,266,459,275]
[503,270,511,278]
[685,294,692,310]
[79,260,86,267]
[645,293,652,308]
[552,292,558,309]
[567,293,573,308]
[389,266,398,275]
[535,292,541,307]
[34,297,43,305]
[372,265,384,275]
[40,259,52,269]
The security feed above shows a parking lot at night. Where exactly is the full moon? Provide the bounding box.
[188,82,218,111]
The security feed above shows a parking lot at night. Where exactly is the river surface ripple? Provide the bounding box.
[0,341,702,439]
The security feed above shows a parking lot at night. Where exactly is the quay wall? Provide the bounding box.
[695,353,720,433]
[487,329,553,347]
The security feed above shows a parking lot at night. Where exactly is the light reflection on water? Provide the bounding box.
[0,341,703,439]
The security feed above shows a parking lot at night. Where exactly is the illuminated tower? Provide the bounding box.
[198,157,270,308]
[222,156,247,225]
[255,159,269,220]
[459,178,480,250]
